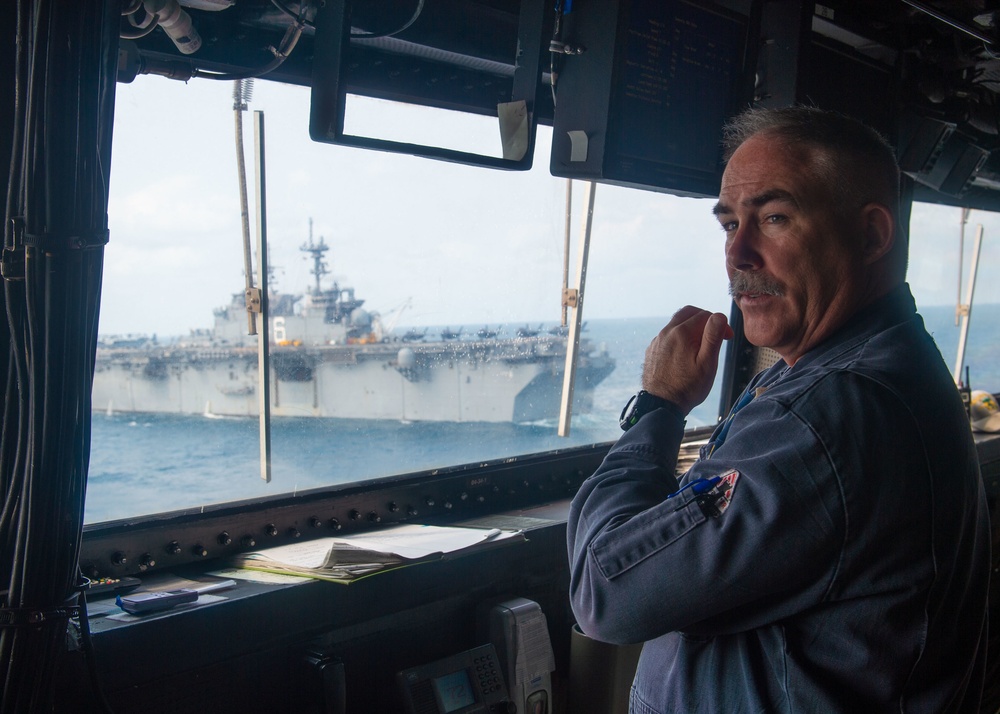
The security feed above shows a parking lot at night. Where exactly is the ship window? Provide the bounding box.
[907,202,1000,393]
[89,78,730,524]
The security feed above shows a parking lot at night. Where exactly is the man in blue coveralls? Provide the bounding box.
[567,107,991,713]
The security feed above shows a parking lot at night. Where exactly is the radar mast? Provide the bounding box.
[301,217,331,294]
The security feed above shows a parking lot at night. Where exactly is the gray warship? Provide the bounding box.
[92,237,615,423]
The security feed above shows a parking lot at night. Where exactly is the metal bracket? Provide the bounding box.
[2,217,26,281]
[562,288,579,308]
[246,287,263,314]
[1,248,24,281]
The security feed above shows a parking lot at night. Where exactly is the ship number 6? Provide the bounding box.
[273,317,287,344]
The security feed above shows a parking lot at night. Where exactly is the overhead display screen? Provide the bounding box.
[551,0,756,197]
[613,0,746,172]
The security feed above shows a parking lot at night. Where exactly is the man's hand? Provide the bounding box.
[642,306,734,415]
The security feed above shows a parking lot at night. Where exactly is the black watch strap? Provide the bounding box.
[620,390,672,431]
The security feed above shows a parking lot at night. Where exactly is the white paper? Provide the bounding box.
[240,524,520,566]
[323,524,508,560]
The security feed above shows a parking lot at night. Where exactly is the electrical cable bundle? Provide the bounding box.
[0,1,117,711]
[192,1,310,81]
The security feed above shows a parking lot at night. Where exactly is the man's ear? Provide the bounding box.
[860,203,895,265]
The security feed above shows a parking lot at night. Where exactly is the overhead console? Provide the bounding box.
[115,1,1000,205]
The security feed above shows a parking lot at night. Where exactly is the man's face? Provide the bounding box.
[714,133,866,365]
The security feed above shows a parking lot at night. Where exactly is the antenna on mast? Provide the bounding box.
[300,217,330,294]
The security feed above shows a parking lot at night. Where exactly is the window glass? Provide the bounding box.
[907,202,1000,392]
[88,78,731,523]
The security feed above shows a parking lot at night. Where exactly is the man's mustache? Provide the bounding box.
[729,272,783,298]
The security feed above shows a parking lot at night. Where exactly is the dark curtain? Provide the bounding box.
[0,1,117,711]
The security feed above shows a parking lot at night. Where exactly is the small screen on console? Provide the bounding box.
[433,670,476,712]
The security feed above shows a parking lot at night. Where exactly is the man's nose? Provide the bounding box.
[726,223,762,272]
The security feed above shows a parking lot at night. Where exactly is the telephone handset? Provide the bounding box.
[488,598,553,714]
[397,598,554,714]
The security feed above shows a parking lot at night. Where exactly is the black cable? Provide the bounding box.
[193,17,304,81]
[0,0,29,589]
[192,53,288,81]
[0,277,28,574]
[270,0,314,29]
[1,1,116,709]
[549,0,567,106]
[159,0,310,82]
[350,0,424,39]
[1,15,37,686]
[77,586,117,714]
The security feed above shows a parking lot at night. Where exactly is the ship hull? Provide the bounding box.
[92,337,615,423]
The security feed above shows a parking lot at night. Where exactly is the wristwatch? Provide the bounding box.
[620,390,672,431]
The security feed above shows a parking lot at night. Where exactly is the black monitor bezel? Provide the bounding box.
[549,0,760,197]
[309,0,546,171]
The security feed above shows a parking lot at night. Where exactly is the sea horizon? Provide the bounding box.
[85,305,1000,523]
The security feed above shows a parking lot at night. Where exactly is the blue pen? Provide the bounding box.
[666,476,721,500]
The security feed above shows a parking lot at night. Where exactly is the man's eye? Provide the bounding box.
[764,214,786,224]
[720,221,737,232]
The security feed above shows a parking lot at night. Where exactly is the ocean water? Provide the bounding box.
[84,306,1000,523]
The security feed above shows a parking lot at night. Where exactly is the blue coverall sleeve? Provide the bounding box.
[567,396,842,645]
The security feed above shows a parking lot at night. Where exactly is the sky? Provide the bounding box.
[103,75,1000,339]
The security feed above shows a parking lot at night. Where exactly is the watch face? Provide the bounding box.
[621,391,670,431]
[619,392,641,431]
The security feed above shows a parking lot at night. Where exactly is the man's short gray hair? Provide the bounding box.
[722,106,900,223]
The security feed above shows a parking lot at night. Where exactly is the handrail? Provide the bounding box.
[254,110,273,482]
[558,181,597,437]
[954,223,983,386]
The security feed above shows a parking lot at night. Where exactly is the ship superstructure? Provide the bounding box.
[93,236,615,423]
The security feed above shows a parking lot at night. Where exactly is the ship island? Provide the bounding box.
[92,236,616,423]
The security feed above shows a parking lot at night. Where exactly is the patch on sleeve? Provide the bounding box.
[697,469,740,518]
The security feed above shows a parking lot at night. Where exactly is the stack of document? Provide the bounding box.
[231,524,522,584]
